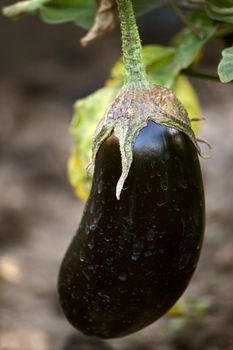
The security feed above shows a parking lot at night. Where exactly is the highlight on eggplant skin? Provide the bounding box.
[58,120,205,339]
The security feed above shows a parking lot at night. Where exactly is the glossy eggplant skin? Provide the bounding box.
[58,121,205,339]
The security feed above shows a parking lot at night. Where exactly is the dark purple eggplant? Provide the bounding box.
[58,120,205,339]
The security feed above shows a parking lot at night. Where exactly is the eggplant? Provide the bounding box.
[58,120,205,338]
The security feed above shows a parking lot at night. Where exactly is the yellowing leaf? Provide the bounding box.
[173,75,201,135]
[68,86,119,200]
[68,148,90,201]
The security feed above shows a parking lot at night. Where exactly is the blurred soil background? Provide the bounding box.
[0,3,233,350]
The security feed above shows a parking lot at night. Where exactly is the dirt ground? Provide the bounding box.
[0,10,233,350]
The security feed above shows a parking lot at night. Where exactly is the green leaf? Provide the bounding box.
[2,0,169,30]
[40,0,96,29]
[205,0,233,23]
[150,19,216,87]
[218,46,233,82]
[2,0,96,29]
[2,0,96,30]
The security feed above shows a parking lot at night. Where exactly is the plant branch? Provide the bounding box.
[170,1,204,39]
[183,68,220,81]
[214,25,233,38]
[176,0,205,11]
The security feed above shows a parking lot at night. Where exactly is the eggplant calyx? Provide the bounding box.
[88,83,208,199]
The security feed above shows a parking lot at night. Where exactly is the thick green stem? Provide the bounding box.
[117,0,148,85]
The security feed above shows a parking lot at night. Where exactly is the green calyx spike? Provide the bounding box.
[88,0,209,200]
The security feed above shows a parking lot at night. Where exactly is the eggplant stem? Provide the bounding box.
[117,0,148,86]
